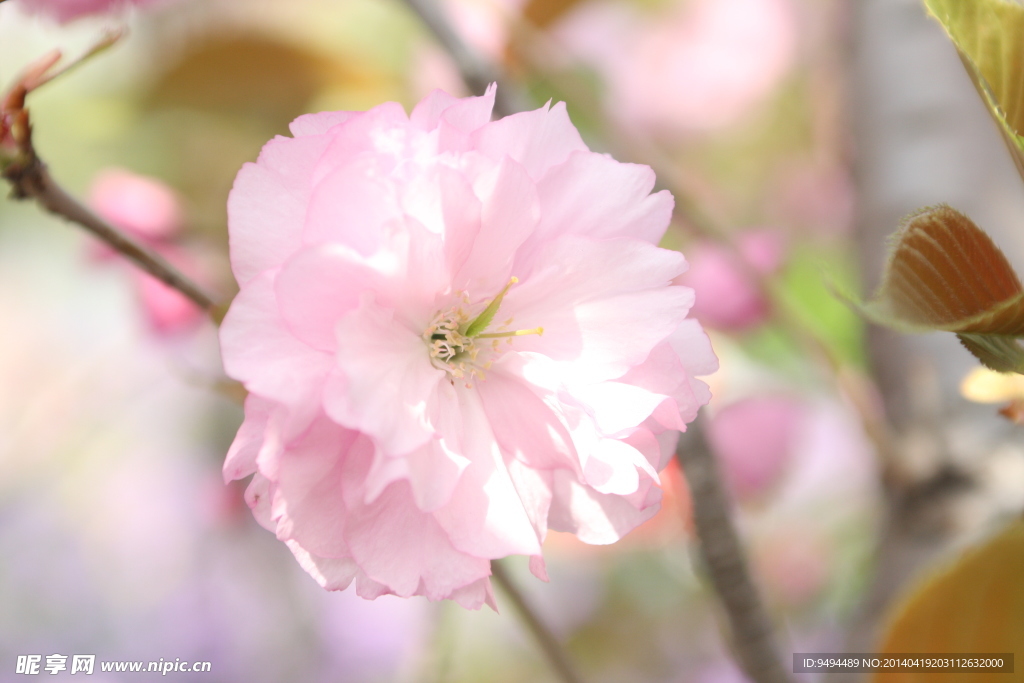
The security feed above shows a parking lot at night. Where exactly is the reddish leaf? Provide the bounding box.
[860,205,1024,372]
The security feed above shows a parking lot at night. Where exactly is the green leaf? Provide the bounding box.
[776,243,866,368]
[924,0,1024,176]
[859,205,1024,372]
[871,519,1024,683]
[958,333,1024,372]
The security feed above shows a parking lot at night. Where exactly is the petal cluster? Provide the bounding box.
[221,87,717,609]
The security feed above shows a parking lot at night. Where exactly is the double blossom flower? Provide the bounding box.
[220,86,717,609]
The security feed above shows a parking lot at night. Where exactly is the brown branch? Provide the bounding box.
[4,156,219,314]
[676,420,792,683]
[490,559,587,683]
[398,0,527,117]
[1,49,221,318]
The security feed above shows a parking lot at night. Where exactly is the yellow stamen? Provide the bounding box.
[476,327,544,339]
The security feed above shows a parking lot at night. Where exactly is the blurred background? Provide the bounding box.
[0,0,1022,680]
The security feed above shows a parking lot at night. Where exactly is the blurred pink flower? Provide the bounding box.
[680,229,785,332]
[706,396,804,500]
[220,87,717,608]
[129,251,205,335]
[90,169,181,244]
[87,169,204,336]
[15,0,164,22]
[556,0,796,133]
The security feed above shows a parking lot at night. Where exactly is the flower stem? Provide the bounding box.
[490,559,586,683]
[4,157,221,317]
[676,420,792,683]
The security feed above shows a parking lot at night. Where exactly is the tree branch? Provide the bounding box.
[5,157,219,314]
[398,0,526,117]
[491,559,587,683]
[676,420,792,683]
[2,50,221,318]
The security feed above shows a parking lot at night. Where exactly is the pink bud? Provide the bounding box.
[682,230,786,332]
[706,396,804,500]
[89,169,181,242]
[132,269,204,336]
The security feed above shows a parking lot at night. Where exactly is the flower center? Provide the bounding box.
[423,277,542,387]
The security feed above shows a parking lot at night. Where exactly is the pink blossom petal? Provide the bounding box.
[244,473,276,532]
[583,440,641,495]
[286,541,360,591]
[437,166,483,280]
[223,394,275,483]
[447,577,497,611]
[314,102,410,178]
[326,300,444,456]
[476,360,579,473]
[363,383,470,512]
[345,479,492,600]
[270,417,364,558]
[531,152,673,247]
[228,135,333,285]
[220,271,334,429]
[274,245,387,352]
[668,319,718,415]
[548,470,660,544]
[529,555,549,582]
[472,102,589,180]
[290,111,361,137]
[504,236,692,380]
[454,156,540,294]
[433,389,544,558]
[575,381,671,437]
[410,84,495,133]
[305,158,400,255]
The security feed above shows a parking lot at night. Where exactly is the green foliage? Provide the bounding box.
[778,243,865,368]
[925,0,1024,179]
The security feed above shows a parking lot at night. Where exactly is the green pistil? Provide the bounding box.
[463,277,516,338]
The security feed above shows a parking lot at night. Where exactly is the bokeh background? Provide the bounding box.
[1,0,1022,680]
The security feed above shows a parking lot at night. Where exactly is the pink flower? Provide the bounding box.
[555,0,796,133]
[706,396,804,501]
[681,229,785,332]
[90,169,181,244]
[87,169,204,336]
[15,0,163,23]
[220,87,717,608]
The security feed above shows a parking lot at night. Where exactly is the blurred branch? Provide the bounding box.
[676,421,792,683]
[491,559,586,683]
[398,0,527,117]
[1,47,221,319]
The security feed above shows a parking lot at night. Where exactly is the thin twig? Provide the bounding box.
[5,157,219,313]
[676,420,792,683]
[491,559,586,683]
[1,49,220,318]
[398,0,526,117]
